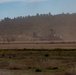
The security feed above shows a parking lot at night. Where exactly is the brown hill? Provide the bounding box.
[0,13,76,42]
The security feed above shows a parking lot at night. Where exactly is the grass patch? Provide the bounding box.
[0,48,76,74]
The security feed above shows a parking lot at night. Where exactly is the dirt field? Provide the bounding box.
[0,41,76,49]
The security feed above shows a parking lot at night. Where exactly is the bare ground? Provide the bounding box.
[0,41,76,49]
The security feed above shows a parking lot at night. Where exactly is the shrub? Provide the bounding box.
[2,54,4,57]
[47,67,58,70]
[35,68,42,72]
[9,67,22,70]
[27,67,31,69]
[44,53,49,57]
[52,67,58,70]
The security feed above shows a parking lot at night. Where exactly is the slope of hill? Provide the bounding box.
[0,13,76,42]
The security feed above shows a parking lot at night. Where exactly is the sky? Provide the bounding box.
[0,0,76,19]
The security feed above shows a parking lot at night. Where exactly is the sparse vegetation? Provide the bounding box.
[0,49,75,75]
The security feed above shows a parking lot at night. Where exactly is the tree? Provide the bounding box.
[36,13,39,16]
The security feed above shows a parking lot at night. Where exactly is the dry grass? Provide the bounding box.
[0,49,76,75]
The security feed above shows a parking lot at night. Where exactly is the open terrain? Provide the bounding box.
[0,41,76,49]
[0,48,76,75]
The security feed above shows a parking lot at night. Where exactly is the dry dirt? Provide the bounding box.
[0,41,76,49]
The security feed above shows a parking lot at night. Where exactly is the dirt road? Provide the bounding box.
[0,41,76,49]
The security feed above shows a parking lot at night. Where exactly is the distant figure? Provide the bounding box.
[49,29,63,41]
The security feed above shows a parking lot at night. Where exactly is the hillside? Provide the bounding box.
[0,13,76,42]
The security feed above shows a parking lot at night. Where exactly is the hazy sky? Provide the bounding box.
[0,0,76,19]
